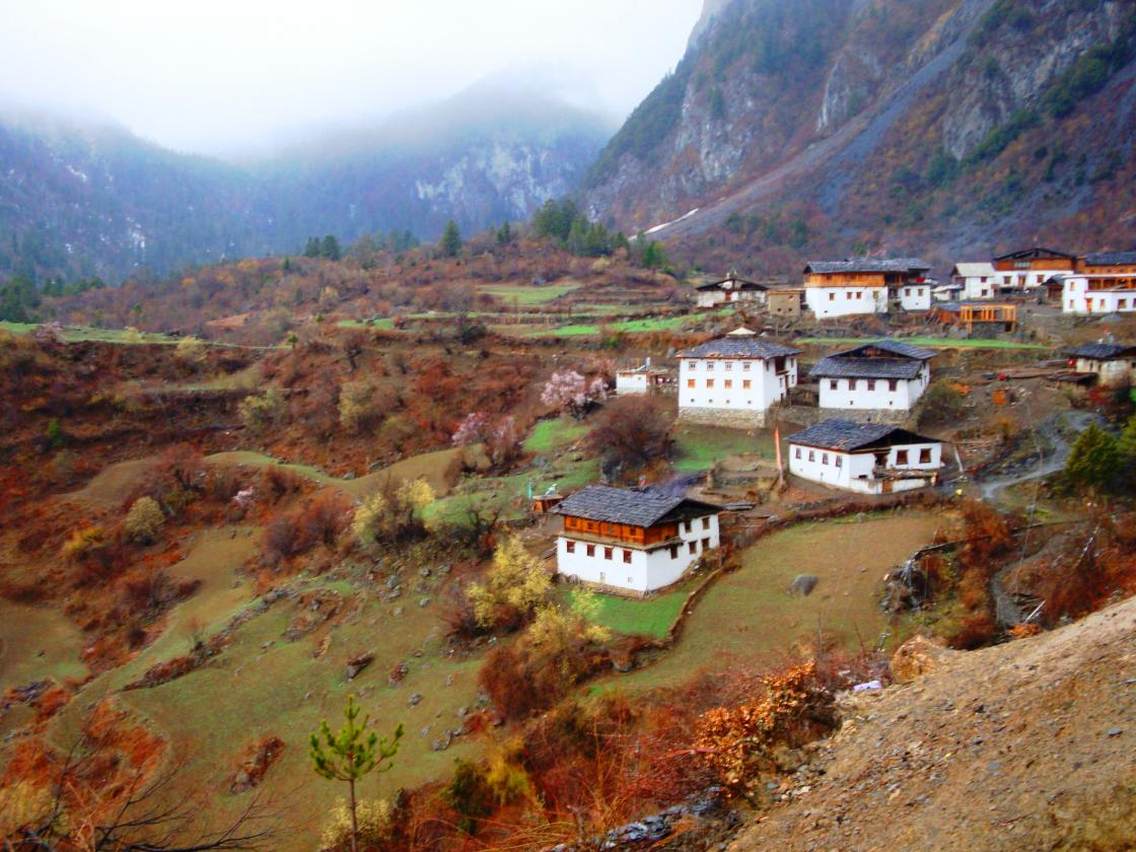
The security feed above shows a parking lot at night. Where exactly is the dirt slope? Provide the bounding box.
[732,595,1136,851]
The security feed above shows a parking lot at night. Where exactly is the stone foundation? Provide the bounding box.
[780,405,914,428]
[678,406,768,428]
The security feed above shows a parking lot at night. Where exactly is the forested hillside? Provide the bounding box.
[0,86,611,283]
[583,0,1136,274]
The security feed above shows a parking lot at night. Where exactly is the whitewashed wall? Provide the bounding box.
[678,356,796,415]
[1062,276,1136,314]
[555,514,720,593]
[817,366,929,411]
[788,441,942,494]
[616,372,649,394]
[898,285,931,311]
[806,286,887,318]
[1075,357,1136,386]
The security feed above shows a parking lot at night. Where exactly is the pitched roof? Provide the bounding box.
[838,340,936,360]
[555,486,719,527]
[679,336,800,359]
[788,420,938,451]
[952,262,995,277]
[804,258,930,274]
[1066,343,1136,360]
[810,356,924,380]
[1082,251,1136,266]
[993,247,1076,262]
[695,277,769,291]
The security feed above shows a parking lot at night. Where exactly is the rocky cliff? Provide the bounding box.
[584,0,1136,274]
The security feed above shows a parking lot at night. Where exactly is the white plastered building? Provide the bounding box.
[950,262,997,300]
[554,486,722,594]
[810,340,935,413]
[788,420,944,495]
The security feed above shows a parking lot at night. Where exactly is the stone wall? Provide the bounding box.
[678,406,768,428]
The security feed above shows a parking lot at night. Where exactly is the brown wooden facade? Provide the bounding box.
[562,514,678,545]
[804,271,903,288]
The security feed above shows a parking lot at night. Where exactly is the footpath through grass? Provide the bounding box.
[796,336,1047,351]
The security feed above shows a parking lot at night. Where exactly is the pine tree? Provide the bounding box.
[1063,423,1120,493]
[310,695,403,852]
[439,220,462,258]
[303,237,321,258]
[321,235,342,261]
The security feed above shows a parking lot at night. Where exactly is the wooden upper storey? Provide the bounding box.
[562,515,678,545]
[804,271,910,287]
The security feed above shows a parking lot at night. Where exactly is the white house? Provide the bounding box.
[695,273,769,309]
[554,486,721,594]
[615,360,674,395]
[803,258,932,318]
[1066,342,1136,386]
[810,340,934,413]
[678,328,800,426]
[788,420,943,495]
[1060,252,1136,315]
[992,247,1076,293]
[950,262,997,300]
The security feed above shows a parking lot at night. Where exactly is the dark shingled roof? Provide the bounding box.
[695,278,769,291]
[1083,251,1136,266]
[810,357,923,380]
[1066,343,1136,360]
[840,340,935,360]
[555,486,720,527]
[789,420,938,451]
[993,247,1076,262]
[679,337,800,359]
[804,258,930,274]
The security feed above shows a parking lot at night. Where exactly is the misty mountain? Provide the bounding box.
[582,0,1136,273]
[0,86,613,282]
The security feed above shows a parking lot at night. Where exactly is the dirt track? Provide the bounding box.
[731,594,1136,851]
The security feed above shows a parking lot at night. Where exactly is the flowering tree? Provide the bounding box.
[541,370,606,418]
[452,412,490,446]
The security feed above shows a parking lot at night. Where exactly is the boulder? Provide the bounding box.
[890,635,957,684]
[346,651,375,681]
[789,575,819,597]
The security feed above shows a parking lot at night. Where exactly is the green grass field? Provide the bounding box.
[567,587,688,640]
[671,424,774,473]
[523,417,589,455]
[0,600,89,694]
[602,512,943,692]
[796,336,1047,351]
[0,321,180,345]
[476,282,582,305]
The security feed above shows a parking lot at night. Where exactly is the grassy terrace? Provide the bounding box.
[796,336,1048,350]
[522,417,588,455]
[0,321,181,344]
[566,587,688,640]
[672,424,774,473]
[476,282,582,305]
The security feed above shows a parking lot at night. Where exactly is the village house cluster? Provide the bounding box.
[550,246,1134,594]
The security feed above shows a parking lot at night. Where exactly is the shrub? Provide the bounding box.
[319,798,393,850]
[587,394,674,473]
[261,465,306,502]
[239,388,285,434]
[174,335,207,366]
[948,612,998,650]
[466,536,551,630]
[442,760,494,835]
[1063,422,1122,494]
[351,478,435,550]
[61,526,107,562]
[338,380,385,434]
[917,381,966,428]
[124,497,165,544]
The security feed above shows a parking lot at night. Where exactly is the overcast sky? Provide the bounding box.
[0,0,704,158]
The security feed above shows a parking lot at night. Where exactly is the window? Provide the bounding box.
[896,450,909,465]
[702,538,710,550]
[566,540,575,554]
[688,541,697,555]
[822,453,829,465]
[706,379,714,389]
[687,378,695,388]
[684,520,692,533]
[702,517,710,530]
[670,544,679,559]
[867,380,876,391]
[742,361,751,371]
[724,379,732,389]
[830,379,838,391]
[888,379,898,392]
[794,448,801,459]
[851,379,859,391]
[856,291,863,300]
[725,361,733,370]
[706,361,715,371]
[603,547,613,560]
[743,380,751,389]
[586,544,595,557]
[808,450,815,462]
[919,448,932,464]
[623,549,632,564]
[829,292,835,301]
[846,291,853,300]
[835,455,842,468]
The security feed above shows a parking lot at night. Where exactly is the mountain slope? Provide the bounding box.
[0,87,612,282]
[731,594,1136,850]
[583,0,1136,273]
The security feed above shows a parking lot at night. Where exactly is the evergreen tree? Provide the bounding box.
[321,235,342,261]
[439,220,462,258]
[1063,423,1121,493]
[303,237,321,258]
[310,695,403,852]
[495,221,514,246]
[640,240,669,270]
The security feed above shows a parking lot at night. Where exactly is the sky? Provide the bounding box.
[0,0,704,159]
